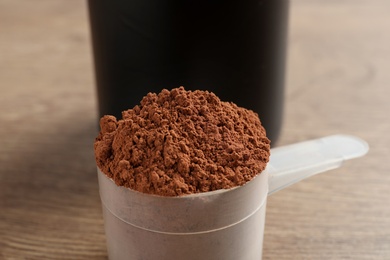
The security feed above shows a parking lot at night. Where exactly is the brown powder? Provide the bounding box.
[94,87,270,196]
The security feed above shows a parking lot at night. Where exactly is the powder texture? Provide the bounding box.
[94,87,270,196]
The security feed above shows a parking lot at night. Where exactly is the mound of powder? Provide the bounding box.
[94,87,270,196]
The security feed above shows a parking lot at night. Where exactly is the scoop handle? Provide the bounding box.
[267,135,369,195]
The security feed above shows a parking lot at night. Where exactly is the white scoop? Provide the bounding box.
[98,134,368,260]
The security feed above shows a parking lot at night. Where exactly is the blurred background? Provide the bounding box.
[1,0,389,259]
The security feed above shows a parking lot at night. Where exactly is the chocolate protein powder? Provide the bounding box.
[94,87,270,196]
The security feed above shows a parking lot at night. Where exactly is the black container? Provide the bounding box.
[87,0,289,143]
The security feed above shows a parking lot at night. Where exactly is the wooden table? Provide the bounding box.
[1,0,389,259]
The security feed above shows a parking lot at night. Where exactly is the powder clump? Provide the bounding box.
[94,87,270,196]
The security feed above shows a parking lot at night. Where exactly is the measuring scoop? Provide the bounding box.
[97,134,368,260]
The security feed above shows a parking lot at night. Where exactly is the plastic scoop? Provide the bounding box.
[97,134,368,260]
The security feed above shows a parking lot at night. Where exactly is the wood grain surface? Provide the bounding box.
[1,0,389,259]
